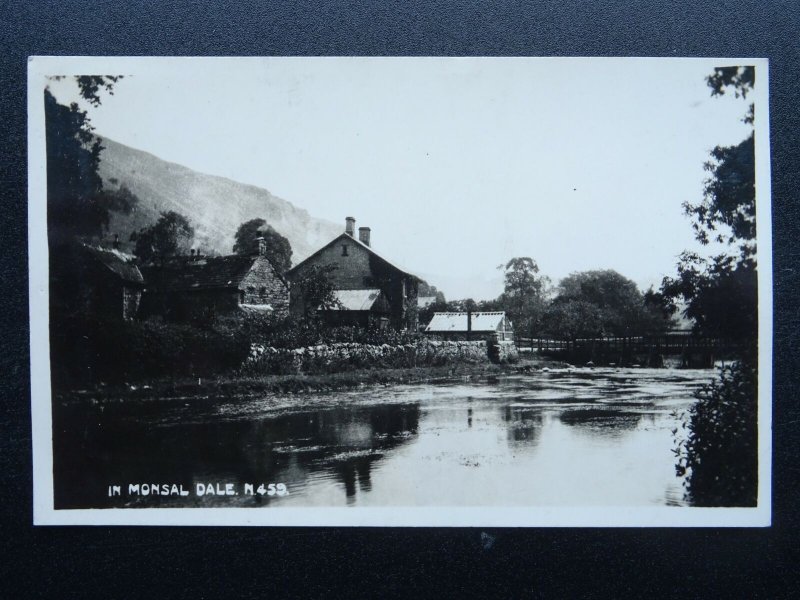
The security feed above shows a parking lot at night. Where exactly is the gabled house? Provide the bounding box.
[286,217,421,330]
[425,311,514,342]
[50,242,145,322]
[140,238,289,321]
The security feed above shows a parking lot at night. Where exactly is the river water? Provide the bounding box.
[53,367,716,509]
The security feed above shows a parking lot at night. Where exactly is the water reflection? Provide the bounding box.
[53,401,420,508]
[503,407,544,446]
[52,368,713,508]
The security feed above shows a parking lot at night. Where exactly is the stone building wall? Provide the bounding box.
[239,256,290,316]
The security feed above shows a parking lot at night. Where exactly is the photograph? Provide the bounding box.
[28,56,771,526]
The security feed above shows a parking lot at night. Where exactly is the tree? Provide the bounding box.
[496,257,549,337]
[661,65,757,342]
[542,299,603,340]
[45,77,132,243]
[293,264,341,319]
[660,252,757,341]
[232,218,293,273]
[130,211,195,263]
[544,270,667,339]
[666,66,759,506]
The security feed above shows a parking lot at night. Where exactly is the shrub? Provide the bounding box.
[675,360,758,506]
[50,315,252,387]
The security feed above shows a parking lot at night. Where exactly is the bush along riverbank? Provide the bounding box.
[675,359,758,506]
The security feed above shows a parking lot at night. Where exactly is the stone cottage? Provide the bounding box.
[286,217,421,330]
[140,238,289,321]
[50,242,145,322]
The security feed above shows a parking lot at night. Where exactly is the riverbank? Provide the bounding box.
[55,355,569,405]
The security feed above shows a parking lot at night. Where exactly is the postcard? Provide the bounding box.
[29,56,771,526]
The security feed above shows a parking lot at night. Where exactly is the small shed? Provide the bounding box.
[424,311,514,341]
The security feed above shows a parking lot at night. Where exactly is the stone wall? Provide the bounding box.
[242,339,517,375]
[496,341,519,363]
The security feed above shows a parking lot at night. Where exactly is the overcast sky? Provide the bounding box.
[48,58,755,300]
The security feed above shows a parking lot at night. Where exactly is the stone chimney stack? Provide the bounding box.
[358,227,371,247]
[255,236,267,256]
[345,216,356,237]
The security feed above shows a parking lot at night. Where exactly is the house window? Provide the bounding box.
[259,286,267,296]
[239,291,245,304]
[341,244,349,256]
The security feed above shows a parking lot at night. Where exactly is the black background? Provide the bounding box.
[2,1,799,597]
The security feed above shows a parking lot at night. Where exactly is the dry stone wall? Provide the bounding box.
[243,339,517,375]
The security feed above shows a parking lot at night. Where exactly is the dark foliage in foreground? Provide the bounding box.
[675,360,758,506]
[50,316,251,387]
[666,66,759,506]
[50,312,429,388]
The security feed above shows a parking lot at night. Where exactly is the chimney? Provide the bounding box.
[358,227,371,247]
[255,236,267,256]
[345,216,356,237]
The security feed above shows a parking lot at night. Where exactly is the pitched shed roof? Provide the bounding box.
[287,233,422,281]
[82,245,144,285]
[425,312,511,333]
[324,289,389,311]
[142,255,260,291]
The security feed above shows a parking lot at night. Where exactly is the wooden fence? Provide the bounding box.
[517,332,739,356]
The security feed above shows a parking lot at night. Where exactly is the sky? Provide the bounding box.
[47,58,756,300]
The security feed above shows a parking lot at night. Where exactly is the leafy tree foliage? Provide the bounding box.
[675,361,757,506]
[45,82,136,243]
[232,218,293,273]
[661,65,757,341]
[542,299,603,340]
[543,270,668,339]
[496,257,549,336]
[293,264,341,318]
[130,211,195,262]
[660,252,757,341]
[667,66,759,507]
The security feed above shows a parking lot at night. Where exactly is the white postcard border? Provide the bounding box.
[28,56,772,527]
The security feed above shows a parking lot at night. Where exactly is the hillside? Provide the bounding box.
[97,137,342,263]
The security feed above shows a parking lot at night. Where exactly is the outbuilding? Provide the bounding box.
[424,311,514,342]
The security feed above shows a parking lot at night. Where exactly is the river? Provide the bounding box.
[52,367,716,509]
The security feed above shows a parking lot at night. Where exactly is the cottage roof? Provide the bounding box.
[286,233,422,281]
[142,255,266,291]
[82,245,144,285]
[425,311,511,333]
[323,289,389,311]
